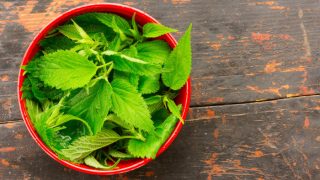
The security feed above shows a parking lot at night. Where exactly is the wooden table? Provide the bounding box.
[1,0,320,179]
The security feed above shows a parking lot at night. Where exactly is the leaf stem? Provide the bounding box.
[97,62,112,69]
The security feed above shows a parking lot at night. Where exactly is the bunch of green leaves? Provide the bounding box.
[21,12,192,169]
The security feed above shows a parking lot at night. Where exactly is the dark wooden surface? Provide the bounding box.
[1,0,320,179]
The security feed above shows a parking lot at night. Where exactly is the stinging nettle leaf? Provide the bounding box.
[165,97,184,123]
[127,105,181,159]
[94,13,130,38]
[143,23,177,38]
[57,24,82,41]
[60,129,123,162]
[105,49,162,76]
[111,79,154,132]
[37,50,98,90]
[66,79,112,134]
[84,155,120,169]
[162,24,192,90]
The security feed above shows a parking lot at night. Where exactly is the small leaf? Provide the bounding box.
[57,24,82,41]
[61,129,123,162]
[109,149,133,159]
[111,79,154,132]
[37,50,97,90]
[165,97,184,123]
[145,95,162,105]
[71,20,93,41]
[94,13,130,38]
[84,155,120,169]
[162,24,192,90]
[143,23,177,38]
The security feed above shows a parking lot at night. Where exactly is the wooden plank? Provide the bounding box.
[0,0,320,111]
[2,96,320,179]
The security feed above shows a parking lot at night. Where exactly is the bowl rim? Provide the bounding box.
[17,3,191,175]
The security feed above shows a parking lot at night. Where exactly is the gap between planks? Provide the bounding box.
[190,93,320,108]
[2,94,320,125]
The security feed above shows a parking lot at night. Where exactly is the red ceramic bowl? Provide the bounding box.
[17,3,191,175]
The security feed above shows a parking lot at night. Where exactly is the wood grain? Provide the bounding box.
[1,1,320,115]
[1,0,320,179]
[2,96,320,179]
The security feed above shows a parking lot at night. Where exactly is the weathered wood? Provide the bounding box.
[2,96,320,179]
[1,0,320,179]
[1,0,320,118]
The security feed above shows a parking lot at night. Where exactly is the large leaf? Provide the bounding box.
[111,79,154,132]
[162,24,192,90]
[60,129,123,162]
[142,23,177,38]
[37,50,97,90]
[127,105,181,159]
[66,79,112,134]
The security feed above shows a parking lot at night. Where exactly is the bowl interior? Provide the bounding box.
[17,3,191,175]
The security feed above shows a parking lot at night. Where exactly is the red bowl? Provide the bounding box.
[17,3,191,175]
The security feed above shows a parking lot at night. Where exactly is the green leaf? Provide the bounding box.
[111,79,154,132]
[26,75,65,102]
[94,13,130,38]
[84,155,120,169]
[105,114,133,130]
[57,24,82,41]
[40,35,76,53]
[143,23,177,38]
[162,24,192,90]
[109,149,133,159]
[129,13,141,40]
[26,99,41,124]
[145,95,163,105]
[66,79,112,134]
[61,129,123,162]
[74,13,116,41]
[58,20,94,44]
[53,114,93,135]
[21,76,35,99]
[151,108,170,127]
[105,50,162,76]
[103,50,148,64]
[127,105,181,159]
[138,74,160,94]
[26,100,71,152]
[136,40,171,64]
[37,50,98,90]
[113,70,139,88]
[165,97,184,123]
[145,95,164,114]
